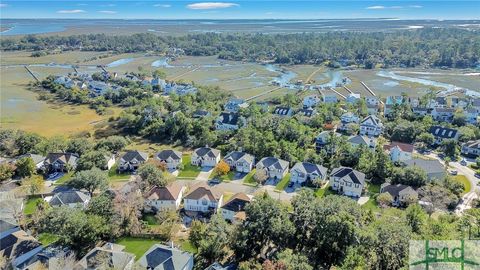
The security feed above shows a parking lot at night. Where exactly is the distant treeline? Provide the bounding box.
[2,28,479,68]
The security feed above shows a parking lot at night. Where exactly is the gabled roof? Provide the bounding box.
[75,243,135,270]
[217,112,241,125]
[0,230,41,260]
[156,150,182,161]
[193,147,220,158]
[273,106,292,116]
[291,162,327,177]
[120,150,148,163]
[403,159,444,175]
[146,183,184,201]
[360,115,382,126]
[383,142,414,153]
[297,108,316,117]
[330,167,365,185]
[184,183,222,201]
[221,192,251,212]
[429,126,458,139]
[348,135,376,147]
[463,140,480,149]
[44,153,78,166]
[224,151,254,164]
[139,244,193,270]
[256,157,289,171]
[49,191,90,206]
[16,154,45,165]
[380,183,417,198]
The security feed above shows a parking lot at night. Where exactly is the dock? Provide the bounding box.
[343,86,353,94]
[360,81,376,97]
[24,66,39,82]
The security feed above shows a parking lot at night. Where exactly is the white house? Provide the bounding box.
[329,167,365,198]
[145,183,186,212]
[340,112,360,123]
[118,150,148,172]
[290,162,328,185]
[155,150,182,170]
[220,192,252,224]
[359,115,383,137]
[223,151,255,173]
[183,183,223,213]
[429,126,460,145]
[321,90,338,103]
[346,93,361,104]
[215,112,245,131]
[303,95,322,108]
[191,147,221,167]
[46,191,90,209]
[431,107,455,122]
[461,140,480,157]
[104,154,116,170]
[255,157,289,180]
[383,142,414,162]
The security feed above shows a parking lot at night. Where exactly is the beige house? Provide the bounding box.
[329,167,365,198]
[255,157,289,180]
[191,147,221,168]
[223,151,255,173]
[155,150,182,170]
[220,192,252,224]
[183,183,223,213]
[145,183,186,212]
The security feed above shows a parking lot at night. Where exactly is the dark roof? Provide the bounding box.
[221,193,251,212]
[257,157,289,171]
[140,244,193,270]
[403,159,445,175]
[156,150,182,161]
[217,112,241,125]
[224,151,254,164]
[192,109,210,118]
[291,162,327,177]
[273,106,292,116]
[44,153,78,166]
[194,147,220,158]
[120,150,148,163]
[0,220,18,234]
[330,167,365,185]
[297,108,316,117]
[383,142,414,153]
[49,191,90,206]
[380,183,417,197]
[434,107,455,113]
[429,126,458,139]
[0,230,41,259]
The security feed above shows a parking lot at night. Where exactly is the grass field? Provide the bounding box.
[38,233,60,246]
[275,173,291,191]
[116,237,161,260]
[53,171,74,185]
[108,164,132,182]
[454,175,472,195]
[24,197,43,215]
[315,184,335,197]
[218,171,236,181]
[243,169,257,186]
[177,155,201,178]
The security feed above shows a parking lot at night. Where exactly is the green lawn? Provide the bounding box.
[242,169,257,186]
[315,185,336,197]
[179,240,198,254]
[116,237,161,260]
[454,175,472,195]
[218,171,236,181]
[53,171,74,185]
[275,173,291,191]
[177,155,201,178]
[142,214,159,225]
[24,198,43,215]
[367,183,381,194]
[362,196,380,211]
[108,164,132,181]
[38,233,60,246]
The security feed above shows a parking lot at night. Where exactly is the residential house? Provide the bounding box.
[329,167,366,197]
[155,150,182,170]
[346,93,361,104]
[47,191,91,208]
[340,112,360,123]
[431,107,455,122]
[0,229,43,270]
[223,151,255,173]
[191,147,221,167]
[466,108,479,124]
[145,183,186,212]
[0,192,24,226]
[412,107,429,116]
[255,157,289,180]
[297,108,316,118]
[54,76,73,88]
[303,95,322,108]
[348,135,377,149]
[472,98,480,110]
[367,103,380,115]
[380,183,418,206]
[315,131,340,152]
[273,106,294,117]
[103,154,116,170]
[384,96,404,116]
[138,244,193,270]
[366,96,380,107]
[75,243,135,270]
[429,126,460,145]
[220,192,252,224]
[290,162,328,185]
[461,140,480,157]
[321,90,338,103]
[224,98,249,112]
[215,112,245,131]
[151,78,166,91]
[88,81,111,96]
[403,159,445,180]
[183,183,223,213]
[118,150,149,172]
[383,142,414,162]
[359,115,383,137]
[435,96,447,107]
[43,153,78,172]
[192,109,211,118]
[15,154,45,170]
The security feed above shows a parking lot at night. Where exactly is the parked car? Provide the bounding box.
[460,159,467,166]
[208,179,221,185]
[288,182,294,188]
[449,170,458,175]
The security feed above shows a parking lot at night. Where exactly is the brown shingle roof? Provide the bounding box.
[383,142,414,153]
[184,183,222,201]
[146,183,184,201]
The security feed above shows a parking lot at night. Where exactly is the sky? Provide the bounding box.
[0,1,479,20]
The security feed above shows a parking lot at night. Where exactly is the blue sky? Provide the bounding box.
[0,1,479,19]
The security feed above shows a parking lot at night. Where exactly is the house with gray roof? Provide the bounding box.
[224,98,249,113]
[359,115,383,137]
[403,159,445,180]
[461,140,480,158]
[191,147,221,168]
[348,135,377,149]
[215,112,245,131]
[75,243,135,270]
[223,151,255,173]
[47,191,91,209]
[43,153,78,172]
[329,167,365,197]
[380,183,418,206]
[273,106,294,117]
[138,244,193,270]
[0,192,24,226]
[429,126,459,145]
[118,150,149,172]
[255,157,289,180]
[16,154,45,170]
[0,229,43,270]
[290,162,327,185]
[431,107,455,122]
[155,150,182,170]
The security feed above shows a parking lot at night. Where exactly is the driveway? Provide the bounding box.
[195,167,214,181]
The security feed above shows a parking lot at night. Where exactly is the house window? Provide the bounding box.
[202,199,208,205]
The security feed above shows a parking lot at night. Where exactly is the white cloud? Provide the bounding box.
[366,5,386,10]
[154,4,171,7]
[187,2,239,10]
[0,3,9,8]
[57,9,86,14]
[99,10,117,14]
[409,5,423,8]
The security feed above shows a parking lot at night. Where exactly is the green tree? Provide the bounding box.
[67,168,108,196]
[196,214,233,267]
[66,138,93,156]
[405,204,427,234]
[376,192,393,208]
[276,249,313,270]
[15,157,36,178]
[76,150,108,171]
[95,136,129,153]
[441,139,459,159]
[138,163,169,190]
[0,163,16,181]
